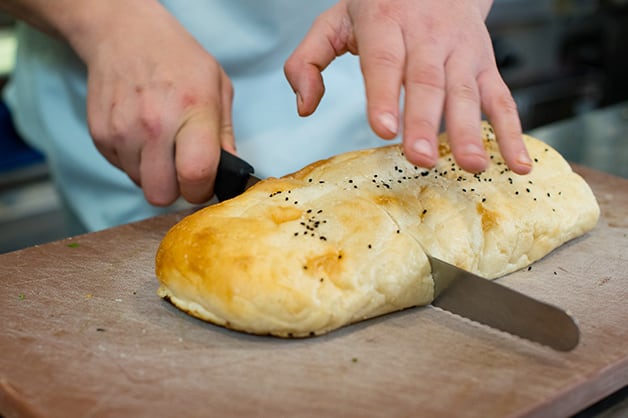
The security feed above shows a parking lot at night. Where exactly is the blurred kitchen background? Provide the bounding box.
[1,0,628,254]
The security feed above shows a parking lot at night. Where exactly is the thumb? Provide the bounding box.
[175,108,222,204]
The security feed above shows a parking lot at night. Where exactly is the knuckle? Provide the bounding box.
[406,62,445,91]
[366,49,404,71]
[138,112,163,142]
[87,120,106,144]
[406,117,439,136]
[177,162,211,185]
[449,83,479,103]
[494,93,518,113]
[107,109,129,143]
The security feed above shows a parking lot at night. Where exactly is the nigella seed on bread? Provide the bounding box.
[155,122,599,337]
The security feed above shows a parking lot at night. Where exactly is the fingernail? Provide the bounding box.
[378,112,398,135]
[516,151,533,167]
[412,138,434,160]
[464,143,487,159]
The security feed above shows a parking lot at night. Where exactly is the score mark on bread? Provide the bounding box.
[155,122,599,337]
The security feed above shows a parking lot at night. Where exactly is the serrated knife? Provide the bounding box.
[214,149,580,351]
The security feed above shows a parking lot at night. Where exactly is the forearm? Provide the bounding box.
[0,0,164,62]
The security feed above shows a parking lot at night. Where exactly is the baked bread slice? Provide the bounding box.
[155,123,600,337]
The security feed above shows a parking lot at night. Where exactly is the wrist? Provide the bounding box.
[58,0,165,63]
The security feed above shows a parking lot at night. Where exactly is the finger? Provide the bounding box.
[174,107,221,204]
[139,139,178,206]
[401,44,447,169]
[444,58,488,173]
[86,72,122,170]
[219,71,237,154]
[478,68,532,175]
[89,83,147,186]
[109,108,144,186]
[355,16,404,139]
[284,6,348,116]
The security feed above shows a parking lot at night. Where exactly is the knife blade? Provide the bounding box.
[214,149,580,351]
[429,255,579,351]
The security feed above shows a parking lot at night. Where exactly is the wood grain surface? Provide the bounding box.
[0,165,626,418]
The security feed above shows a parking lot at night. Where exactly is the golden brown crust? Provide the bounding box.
[155,122,600,337]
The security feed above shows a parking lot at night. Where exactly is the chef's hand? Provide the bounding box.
[71,2,235,206]
[285,0,532,175]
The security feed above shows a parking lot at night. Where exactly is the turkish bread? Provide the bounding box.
[155,123,600,337]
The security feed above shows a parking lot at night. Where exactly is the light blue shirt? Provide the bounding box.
[4,1,390,231]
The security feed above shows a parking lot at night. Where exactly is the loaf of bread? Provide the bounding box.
[155,123,600,337]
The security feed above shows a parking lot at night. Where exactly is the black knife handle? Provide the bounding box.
[214,149,255,202]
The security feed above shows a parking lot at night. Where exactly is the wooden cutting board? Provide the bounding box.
[0,165,626,418]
